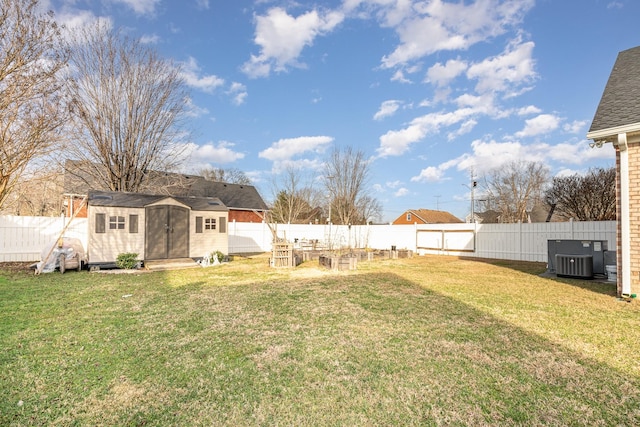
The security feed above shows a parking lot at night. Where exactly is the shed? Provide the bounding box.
[87,190,228,268]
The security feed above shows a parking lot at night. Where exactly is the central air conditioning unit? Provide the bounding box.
[547,239,613,279]
[555,254,593,278]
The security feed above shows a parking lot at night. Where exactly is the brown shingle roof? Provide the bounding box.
[394,209,462,224]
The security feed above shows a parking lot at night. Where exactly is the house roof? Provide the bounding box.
[88,190,228,212]
[399,209,463,224]
[184,180,269,211]
[588,45,640,140]
[64,160,268,211]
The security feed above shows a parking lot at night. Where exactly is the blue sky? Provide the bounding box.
[46,0,636,222]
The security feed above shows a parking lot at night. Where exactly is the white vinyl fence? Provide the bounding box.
[0,215,616,264]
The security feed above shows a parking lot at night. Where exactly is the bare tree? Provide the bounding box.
[269,166,322,224]
[482,160,549,223]
[199,167,252,185]
[323,147,380,225]
[0,0,68,209]
[1,165,64,216]
[545,167,616,221]
[64,20,189,192]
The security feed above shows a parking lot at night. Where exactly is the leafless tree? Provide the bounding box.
[323,146,381,225]
[545,167,616,221]
[64,20,189,193]
[0,0,68,209]
[482,160,549,223]
[269,166,322,224]
[199,167,252,185]
[0,165,64,216]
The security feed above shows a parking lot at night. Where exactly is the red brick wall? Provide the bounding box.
[229,210,264,223]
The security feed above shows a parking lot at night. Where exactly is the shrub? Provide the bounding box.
[116,252,139,269]
[211,250,225,263]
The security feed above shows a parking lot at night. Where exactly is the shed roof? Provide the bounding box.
[588,45,640,140]
[88,190,227,212]
[64,160,267,211]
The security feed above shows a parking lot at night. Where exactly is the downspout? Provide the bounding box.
[617,133,632,296]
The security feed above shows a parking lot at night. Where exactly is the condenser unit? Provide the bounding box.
[547,240,610,276]
[555,254,593,279]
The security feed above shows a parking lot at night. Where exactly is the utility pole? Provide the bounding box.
[470,171,477,223]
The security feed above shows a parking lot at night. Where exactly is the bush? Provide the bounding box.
[116,252,139,269]
[211,250,224,263]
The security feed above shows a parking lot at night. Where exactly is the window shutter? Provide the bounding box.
[196,216,203,233]
[129,214,138,233]
[219,217,227,233]
[95,213,106,234]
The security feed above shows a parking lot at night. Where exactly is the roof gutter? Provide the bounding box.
[587,122,640,142]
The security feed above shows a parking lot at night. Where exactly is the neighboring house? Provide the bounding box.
[467,204,558,224]
[393,209,462,225]
[87,190,228,267]
[587,45,640,297]
[62,160,268,222]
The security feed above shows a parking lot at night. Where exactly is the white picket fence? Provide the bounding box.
[0,215,617,264]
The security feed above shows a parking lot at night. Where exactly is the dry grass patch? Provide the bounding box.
[1,254,639,425]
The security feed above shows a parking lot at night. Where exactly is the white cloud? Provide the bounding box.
[140,33,160,44]
[196,0,210,10]
[374,100,402,120]
[547,140,615,164]
[517,105,542,116]
[515,113,560,138]
[377,108,476,157]
[466,38,537,95]
[390,69,412,83]
[426,58,467,86]
[242,7,344,78]
[180,57,225,93]
[259,135,334,161]
[184,97,209,118]
[411,166,446,183]
[227,82,248,105]
[381,0,534,68]
[394,187,410,197]
[108,0,160,16]
[563,119,588,134]
[185,141,245,165]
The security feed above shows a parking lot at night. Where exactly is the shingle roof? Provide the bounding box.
[589,46,640,135]
[64,160,268,211]
[88,190,227,212]
[409,209,463,224]
[185,181,269,211]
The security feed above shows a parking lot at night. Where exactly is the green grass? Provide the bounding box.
[1,255,639,426]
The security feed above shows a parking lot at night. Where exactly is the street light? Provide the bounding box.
[462,178,477,223]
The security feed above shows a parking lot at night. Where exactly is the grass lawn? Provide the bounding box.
[1,254,639,426]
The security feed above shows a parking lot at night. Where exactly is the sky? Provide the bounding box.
[44,0,637,222]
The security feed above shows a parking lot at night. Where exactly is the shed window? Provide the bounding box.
[109,216,125,230]
[95,213,106,234]
[219,217,227,233]
[406,213,411,221]
[129,215,138,233]
[205,218,216,230]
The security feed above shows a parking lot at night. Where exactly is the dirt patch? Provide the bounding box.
[0,262,34,274]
